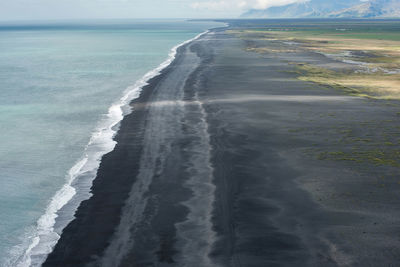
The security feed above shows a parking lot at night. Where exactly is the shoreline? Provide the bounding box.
[21,30,211,267]
[42,30,212,266]
[42,22,400,266]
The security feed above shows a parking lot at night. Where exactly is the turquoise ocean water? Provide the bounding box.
[0,20,223,266]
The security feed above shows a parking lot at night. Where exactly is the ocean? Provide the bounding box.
[0,19,223,266]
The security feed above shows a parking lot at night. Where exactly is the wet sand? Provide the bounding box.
[45,26,400,267]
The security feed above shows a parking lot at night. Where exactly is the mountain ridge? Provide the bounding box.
[241,0,400,18]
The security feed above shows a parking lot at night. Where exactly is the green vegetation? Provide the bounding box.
[231,22,400,169]
[290,63,400,99]
[229,21,400,100]
[264,30,400,42]
[318,150,400,167]
[233,20,400,41]
[287,117,400,168]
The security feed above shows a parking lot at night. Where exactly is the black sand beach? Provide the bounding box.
[45,24,400,267]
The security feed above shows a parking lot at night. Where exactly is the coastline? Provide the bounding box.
[20,30,210,267]
[43,22,400,266]
[42,30,216,266]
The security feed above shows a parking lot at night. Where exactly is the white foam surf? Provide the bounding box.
[10,30,209,267]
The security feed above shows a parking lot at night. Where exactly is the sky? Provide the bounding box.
[0,0,306,21]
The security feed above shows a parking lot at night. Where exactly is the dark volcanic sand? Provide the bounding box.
[44,28,400,267]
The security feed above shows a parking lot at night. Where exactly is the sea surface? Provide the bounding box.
[0,19,222,266]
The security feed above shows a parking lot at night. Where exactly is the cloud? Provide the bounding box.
[191,1,231,10]
[191,0,307,11]
[252,0,308,9]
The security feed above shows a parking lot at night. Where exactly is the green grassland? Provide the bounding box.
[229,20,400,100]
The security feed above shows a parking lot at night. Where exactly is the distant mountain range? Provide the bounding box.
[241,0,400,18]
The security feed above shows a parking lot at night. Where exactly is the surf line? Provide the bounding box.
[15,30,210,267]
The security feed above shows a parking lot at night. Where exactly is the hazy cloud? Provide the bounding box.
[191,0,308,10]
[0,0,310,21]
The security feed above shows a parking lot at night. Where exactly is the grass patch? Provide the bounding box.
[318,149,400,167]
[291,63,400,99]
[228,25,400,100]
